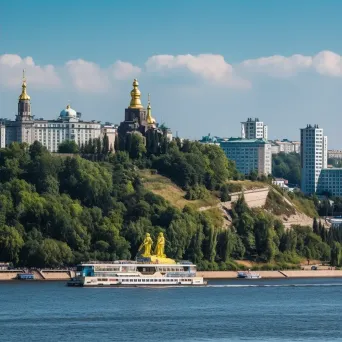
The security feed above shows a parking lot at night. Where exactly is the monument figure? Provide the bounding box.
[138,233,153,257]
[155,232,166,258]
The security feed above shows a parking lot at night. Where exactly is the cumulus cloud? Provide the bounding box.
[312,51,342,76]
[145,54,250,88]
[4,50,342,94]
[241,54,312,77]
[0,54,61,88]
[111,60,141,80]
[65,59,111,92]
[240,50,342,78]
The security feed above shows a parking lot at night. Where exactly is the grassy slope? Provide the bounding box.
[140,170,317,231]
[226,180,267,192]
[139,170,219,210]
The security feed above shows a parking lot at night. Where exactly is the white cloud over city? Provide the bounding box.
[2,50,342,92]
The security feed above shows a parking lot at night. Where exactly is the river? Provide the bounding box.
[0,278,341,341]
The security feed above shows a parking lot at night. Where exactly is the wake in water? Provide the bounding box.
[207,283,342,288]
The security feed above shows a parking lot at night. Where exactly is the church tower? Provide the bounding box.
[118,79,148,137]
[17,70,33,122]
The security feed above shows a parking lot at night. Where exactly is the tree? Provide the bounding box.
[58,140,79,154]
[129,133,146,159]
[304,246,312,265]
[331,242,342,267]
[0,225,24,264]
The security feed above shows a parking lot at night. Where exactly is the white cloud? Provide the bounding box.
[240,50,342,78]
[145,54,250,88]
[4,50,342,94]
[241,54,312,77]
[111,60,141,80]
[65,59,111,92]
[312,50,342,77]
[0,54,61,88]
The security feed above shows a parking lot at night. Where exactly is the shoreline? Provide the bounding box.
[197,270,342,279]
[1,269,342,281]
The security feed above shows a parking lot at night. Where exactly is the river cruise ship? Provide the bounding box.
[68,232,205,287]
[68,260,205,287]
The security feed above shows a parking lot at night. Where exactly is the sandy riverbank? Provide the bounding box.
[197,270,342,279]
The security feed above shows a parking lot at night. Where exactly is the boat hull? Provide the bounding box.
[67,276,205,287]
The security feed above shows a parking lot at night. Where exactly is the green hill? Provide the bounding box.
[0,139,340,270]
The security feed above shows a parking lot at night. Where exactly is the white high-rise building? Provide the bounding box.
[220,138,272,176]
[241,118,268,140]
[300,124,328,194]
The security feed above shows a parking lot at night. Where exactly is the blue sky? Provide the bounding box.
[1,0,342,146]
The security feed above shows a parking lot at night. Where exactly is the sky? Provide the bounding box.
[1,0,342,147]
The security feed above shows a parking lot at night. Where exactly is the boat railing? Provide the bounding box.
[166,272,195,277]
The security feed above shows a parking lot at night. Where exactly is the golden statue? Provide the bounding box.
[138,233,153,257]
[155,232,166,258]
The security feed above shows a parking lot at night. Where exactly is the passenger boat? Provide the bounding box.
[67,232,205,287]
[67,260,205,287]
[237,271,261,279]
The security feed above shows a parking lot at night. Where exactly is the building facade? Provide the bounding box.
[300,124,328,194]
[241,118,268,140]
[270,139,300,154]
[317,169,342,197]
[1,75,104,152]
[220,138,272,176]
[328,150,342,159]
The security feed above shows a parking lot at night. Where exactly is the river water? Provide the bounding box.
[0,278,341,342]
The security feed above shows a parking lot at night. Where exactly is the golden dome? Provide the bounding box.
[19,70,30,101]
[146,93,156,125]
[129,79,143,109]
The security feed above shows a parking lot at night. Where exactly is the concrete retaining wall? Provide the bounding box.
[230,188,269,208]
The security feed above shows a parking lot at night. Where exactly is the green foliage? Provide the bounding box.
[272,152,301,185]
[58,140,79,154]
[0,141,339,269]
[152,141,238,191]
[265,189,296,216]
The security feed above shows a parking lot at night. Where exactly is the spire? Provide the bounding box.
[19,69,30,101]
[146,93,155,125]
[129,79,143,108]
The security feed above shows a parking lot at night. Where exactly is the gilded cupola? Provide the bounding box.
[146,93,156,125]
[19,70,30,101]
[129,79,143,109]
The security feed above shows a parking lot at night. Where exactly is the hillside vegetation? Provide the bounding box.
[0,139,341,269]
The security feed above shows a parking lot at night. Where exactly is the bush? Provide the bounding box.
[185,185,210,200]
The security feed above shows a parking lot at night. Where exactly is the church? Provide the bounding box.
[0,73,115,152]
[117,78,172,146]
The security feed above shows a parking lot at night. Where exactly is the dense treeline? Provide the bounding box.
[272,152,301,186]
[229,195,342,267]
[0,141,237,268]
[1,140,342,269]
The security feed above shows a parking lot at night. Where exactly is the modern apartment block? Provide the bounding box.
[241,118,268,140]
[220,138,272,176]
[270,139,300,154]
[328,150,342,159]
[300,124,328,194]
[317,169,342,197]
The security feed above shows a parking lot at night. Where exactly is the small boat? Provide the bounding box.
[17,273,35,280]
[237,271,261,279]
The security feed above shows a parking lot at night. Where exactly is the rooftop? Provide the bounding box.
[220,137,269,144]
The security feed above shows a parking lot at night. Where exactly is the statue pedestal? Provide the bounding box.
[150,255,176,264]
